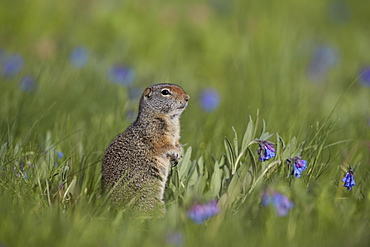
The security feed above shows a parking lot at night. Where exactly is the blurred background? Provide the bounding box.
[0,0,369,157]
[0,1,370,246]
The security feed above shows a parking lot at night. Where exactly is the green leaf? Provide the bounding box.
[224,136,235,169]
[247,160,281,195]
[241,116,254,152]
[209,157,224,198]
[232,126,239,157]
[226,162,250,206]
[282,137,297,160]
[178,146,192,178]
[187,161,199,188]
[197,156,204,175]
[260,131,274,141]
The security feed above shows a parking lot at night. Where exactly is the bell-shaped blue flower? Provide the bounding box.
[287,156,307,178]
[187,200,220,224]
[1,53,24,77]
[359,66,370,87]
[108,65,135,87]
[57,151,64,159]
[262,190,294,217]
[70,47,89,68]
[342,168,356,191]
[256,140,276,161]
[19,76,37,92]
[199,89,220,112]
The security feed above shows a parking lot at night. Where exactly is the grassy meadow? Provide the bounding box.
[0,0,369,246]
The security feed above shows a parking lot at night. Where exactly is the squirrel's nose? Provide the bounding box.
[184,94,190,102]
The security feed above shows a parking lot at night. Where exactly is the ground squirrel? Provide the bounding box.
[102,83,189,214]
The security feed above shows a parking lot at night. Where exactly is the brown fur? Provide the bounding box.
[102,83,189,214]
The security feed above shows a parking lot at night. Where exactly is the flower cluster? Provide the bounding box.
[1,53,23,77]
[108,65,135,86]
[307,45,340,83]
[20,76,37,92]
[262,190,294,217]
[70,46,89,68]
[286,156,308,178]
[199,88,220,112]
[342,168,356,191]
[187,200,220,224]
[359,66,370,87]
[255,140,276,161]
[0,51,38,92]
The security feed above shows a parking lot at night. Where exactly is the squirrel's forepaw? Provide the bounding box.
[167,152,181,167]
[171,159,179,167]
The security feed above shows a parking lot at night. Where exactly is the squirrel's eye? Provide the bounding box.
[161,89,171,95]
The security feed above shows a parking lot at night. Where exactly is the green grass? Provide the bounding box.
[1,0,370,246]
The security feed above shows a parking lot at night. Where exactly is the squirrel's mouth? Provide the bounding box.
[177,103,188,110]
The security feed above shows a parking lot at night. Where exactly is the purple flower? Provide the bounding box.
[70,47,89,68]
[187,200,220,224]
[108,65,135,86]
[57,152,64,159]
[342,168,356,191]
[1,53,24,77]
[286,156,307,178]
[199,88,220,112]
[256,140,276,161]
[359,66,370,87]
[19,76,37,92]
[262,191,294,217]
[307,45,340,83]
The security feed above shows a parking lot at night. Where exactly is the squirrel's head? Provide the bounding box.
[139,83,189,118]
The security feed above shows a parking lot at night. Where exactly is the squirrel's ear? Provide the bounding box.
[144,87,152,98]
